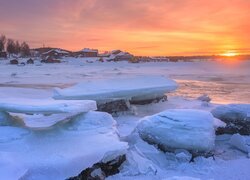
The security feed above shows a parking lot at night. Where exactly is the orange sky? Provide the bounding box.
[0,0,250,56]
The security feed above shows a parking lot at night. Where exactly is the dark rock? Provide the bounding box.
[67,155,126,180]
[97,99,130,114]
[211,104,250,135]
[130,95,168,105]
[197,94,211,102]
[216,121,250,135]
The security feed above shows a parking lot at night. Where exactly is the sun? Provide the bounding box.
[221,51,239,57]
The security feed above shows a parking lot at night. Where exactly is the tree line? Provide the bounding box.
[0,34,30,57]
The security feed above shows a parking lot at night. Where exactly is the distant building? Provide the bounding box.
[27,58,34,64]
[41,49,70,59]
[73,48,98,57]
[108,50,134,61]
[41,57,61,63]
[10,59,18,65]
[0,52,7,59]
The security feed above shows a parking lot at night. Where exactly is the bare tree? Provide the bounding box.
[15,40,21,54]
[6,39,16,56]
[0,35,6,52]
[20,42,30,57]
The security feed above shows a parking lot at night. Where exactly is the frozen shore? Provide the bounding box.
[0,58,250,179]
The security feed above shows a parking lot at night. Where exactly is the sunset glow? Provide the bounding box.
[1,0,250,56]
[221,52,239,57]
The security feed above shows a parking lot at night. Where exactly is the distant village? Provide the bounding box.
[1,34,250,65]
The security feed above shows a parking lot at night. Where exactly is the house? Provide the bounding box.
[10,59,18,65]
[108,50,134,61]
[41,49,70,59]
[41,57,61,63]
[73,48,98,57]
[114,53,134,61]
[0,52,7,59]
[27,58,34,64]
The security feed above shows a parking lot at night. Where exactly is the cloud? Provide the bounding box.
[0,0,249,55]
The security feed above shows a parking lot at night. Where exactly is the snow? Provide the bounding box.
[42,49,69,55]
[0,99,97,114]
[53,75,178,101]
[136,109,216,152]
[0,111,128,180]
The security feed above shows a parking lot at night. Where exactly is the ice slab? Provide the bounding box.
[11,113,79,128]
[229,134,249,153]
[53,75,178,101]
[0,99,97,114]
[136,109,216,152]
[211,104,250,122]
[0,111,128,180]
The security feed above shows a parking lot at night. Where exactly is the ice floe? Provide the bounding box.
[53,75,178,102]
[0,111,128,180]
[136,109,218,152]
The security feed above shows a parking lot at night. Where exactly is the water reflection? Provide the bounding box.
[170,79,250,104]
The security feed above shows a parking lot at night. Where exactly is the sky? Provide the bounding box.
[0,0,249,56]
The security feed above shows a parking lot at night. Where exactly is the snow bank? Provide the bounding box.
[0,99,97,114]
[136,109,216,152]
[0,111,128,180]
[53,75,178,101]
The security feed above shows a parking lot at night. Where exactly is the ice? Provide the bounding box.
[211,104,250,122]
[136,109,216,152]
[12,113,79,128]
[211,104,250,134]
[0,111,128,180]
[0,99,97,114]
[53,75,178,101]
[229,134,249,153]
[0,152,28,180]
[163,176,200,180]
[0,59,250,179]
[0,126,30,143]
[0,111,12,125]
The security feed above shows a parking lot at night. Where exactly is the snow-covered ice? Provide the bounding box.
[229,134,250,153]
[211,104,250,122]
[0,111,128,180]
[0,99,96,114]
[53,75,178,101]
[0,59,250,179]
[136,109,217,152]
